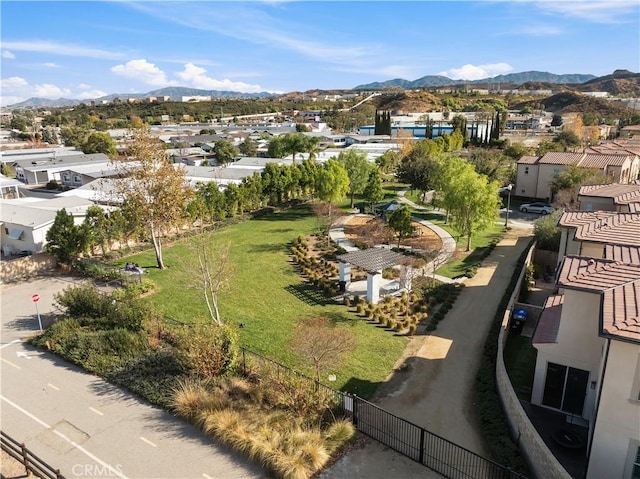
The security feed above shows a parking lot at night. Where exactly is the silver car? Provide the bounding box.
[519,202,553,215]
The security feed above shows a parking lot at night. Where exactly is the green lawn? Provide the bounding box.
[503,335,537,401]
[118,204,407,398]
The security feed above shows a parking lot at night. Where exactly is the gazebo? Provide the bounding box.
[338,248,408,304]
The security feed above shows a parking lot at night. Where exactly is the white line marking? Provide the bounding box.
[89,407,104,416]
[139,436,157,448]
[1,357,21,369]
[16,351,32,359]
[47,383,59,391]
[1,395,129,479]
[0,339,21,350]
[202,474,215,479]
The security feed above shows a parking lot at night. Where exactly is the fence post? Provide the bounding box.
[242,347,246,375]
[419,426,425,465]
[20,443,28,470]
[56,470,63,479]
[352,395,358,427]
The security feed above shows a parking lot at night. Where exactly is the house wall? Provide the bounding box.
[580,242,605,259]
[531,289,605,419]
[577,196,616,212]
[536,164,569,200]
[587,340,640,479]
[515,163,539,197]
[1,223,48,255]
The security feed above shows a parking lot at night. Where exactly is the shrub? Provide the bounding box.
[178,322,238,379]
[408,324,417,335]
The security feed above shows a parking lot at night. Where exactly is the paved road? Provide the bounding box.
[1,276,265,479]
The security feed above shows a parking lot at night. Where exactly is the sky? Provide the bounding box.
[1,0,639,106]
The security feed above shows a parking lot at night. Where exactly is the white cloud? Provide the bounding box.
[78,83,92,89]
[33,83,72,97]
[439,63,514,81]
[111,59,174,86]
[1,76,28,90]
[77,89,108,100]
[2,50,15,59]
[43,62,60,68]
[534,0,639,23]
[175,63,269,93]
[2,40,124,59]
[519,24,564,36]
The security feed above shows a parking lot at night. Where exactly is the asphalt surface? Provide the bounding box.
[1,276,266,479]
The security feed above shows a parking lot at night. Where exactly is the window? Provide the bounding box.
[62,173,70,182]
[542,362,589,415]
[524,167,529,175]
[73,175,82,183]
[8,229,24,240]
[632,446,640,479]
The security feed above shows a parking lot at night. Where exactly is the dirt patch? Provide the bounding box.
[343,215,442,251]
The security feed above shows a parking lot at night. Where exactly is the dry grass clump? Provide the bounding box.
[172,375,355,478]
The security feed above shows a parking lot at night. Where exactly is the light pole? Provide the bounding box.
[504,184,513,228]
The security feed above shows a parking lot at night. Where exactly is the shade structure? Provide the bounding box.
[338,248,406,273]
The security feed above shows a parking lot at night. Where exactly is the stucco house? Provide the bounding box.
[577,184,640,212]
[531,255,640,479]
[515,151,639,200]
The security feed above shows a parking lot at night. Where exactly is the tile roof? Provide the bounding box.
[557,255,640,343]
[532,295,563,344]
[538,152,584,165]
[578,183,640,204]
[587,144,640,157]
[517,155,540,165]
[559,211,640,246]
[604,244,640,264]
[578,153,629,168]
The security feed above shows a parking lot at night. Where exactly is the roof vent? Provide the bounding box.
[588,259,596,266]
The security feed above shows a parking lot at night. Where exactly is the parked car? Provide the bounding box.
[519,202,553,214]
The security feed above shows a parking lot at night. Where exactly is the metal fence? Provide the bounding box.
[1,431,65,479]
[240,347,527,479]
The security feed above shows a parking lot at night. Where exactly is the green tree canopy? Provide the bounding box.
[315,159,349,217]
[45,208,91,265]
[337,149,372,208]
[388,204,414,248]
[238,137,257,157]
[363,168,384,212]
[213,139,239,165]
[82,132,117,156]
[553,130,581,152]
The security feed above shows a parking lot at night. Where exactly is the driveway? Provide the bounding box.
[1,276,266,479]
[321,227,533,477]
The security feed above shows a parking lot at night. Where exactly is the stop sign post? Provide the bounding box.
[32,293,42,331]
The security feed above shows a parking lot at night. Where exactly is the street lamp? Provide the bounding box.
[504,184,513,228]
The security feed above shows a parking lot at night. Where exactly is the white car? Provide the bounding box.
[519,203,554,215]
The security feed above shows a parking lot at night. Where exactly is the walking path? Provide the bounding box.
[322,227,533,477]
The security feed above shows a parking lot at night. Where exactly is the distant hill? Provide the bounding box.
[513,91,634,116]
[354,71,596,90]
[577,70,640,96]
[8,86,276,108]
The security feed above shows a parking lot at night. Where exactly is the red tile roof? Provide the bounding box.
[538,152,584,165]
[578,183,640,204]
[557,256,640,343]
[559,211,640,246]
[533,295,564,344]
[604,244,640,264]
[578,153,630,168]
[517,155,540,165]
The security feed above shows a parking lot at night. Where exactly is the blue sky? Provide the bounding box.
[1,1,639,105]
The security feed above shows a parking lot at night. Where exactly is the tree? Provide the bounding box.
[450,114,468,141]
[291,316,355,382]
[504,142,529,160]
[186,238,234,326]
[83,205,110,255]
[363,168,384,213]
[374,110,391,136]
[447,166,500,251]
[534,210,563,251]
[238,137,257,157]
[116,129,192,269]
[338,149,371,208]
[41,126,59,145]
[82,132,117,156]
[315,158,350,216]
[388,204,414,248]
[553,130,581,152]
[267,135,287,158]
[551,114,563,127]
[375,150,399,173]
[45,208,91,266]
[213,139,238,165]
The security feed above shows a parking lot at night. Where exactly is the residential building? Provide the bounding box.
[577,184,640,212]
[11,153,111,185]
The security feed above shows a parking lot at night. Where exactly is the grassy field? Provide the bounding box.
[117,204,407,398]
[503,335,537,401]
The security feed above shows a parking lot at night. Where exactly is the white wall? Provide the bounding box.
[531,289,605,419]
[515,164,539,197]
[587,341,640,479]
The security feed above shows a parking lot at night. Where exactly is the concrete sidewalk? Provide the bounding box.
[321,227,533,477]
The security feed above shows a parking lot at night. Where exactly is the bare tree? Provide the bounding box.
[291,316,356,382]
[187,237,235,326]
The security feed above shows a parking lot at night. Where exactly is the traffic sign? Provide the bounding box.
[31,293,40,303]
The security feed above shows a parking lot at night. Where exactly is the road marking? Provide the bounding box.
[89,407,104,416]
[1,357,21,369]
[1,395,129,479]
[202,474,215,479]
[139,436,157,448]
[47,383,60,391]
[0,339,21,350]
[16,351,32,359]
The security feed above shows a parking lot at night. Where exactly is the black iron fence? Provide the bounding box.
[240,347,526,479]
[1,431,65,479]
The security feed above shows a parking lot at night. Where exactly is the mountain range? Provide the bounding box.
[353,71,597,90]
